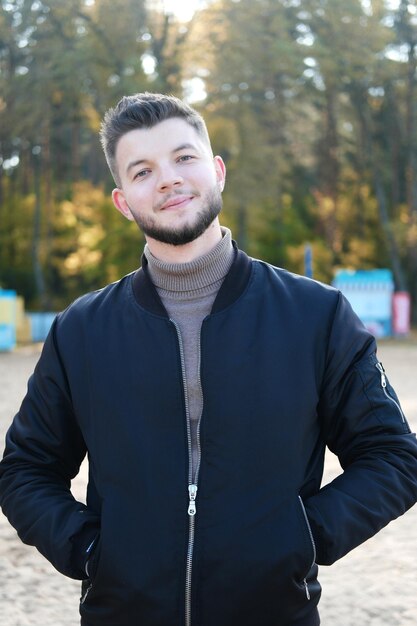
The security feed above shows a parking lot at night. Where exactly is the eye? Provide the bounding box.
[177,154,195,163]
[133,168,151,180]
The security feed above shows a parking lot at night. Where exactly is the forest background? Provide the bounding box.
[1,0,417,322]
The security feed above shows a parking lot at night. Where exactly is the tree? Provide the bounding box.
[390,0,417,317]
[190,0,305,259]
[0,0,149,308]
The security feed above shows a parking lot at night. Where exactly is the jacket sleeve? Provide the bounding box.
[0,317,99,580]
[305,292,417,566]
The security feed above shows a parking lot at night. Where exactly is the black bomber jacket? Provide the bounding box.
[1,246,417,626]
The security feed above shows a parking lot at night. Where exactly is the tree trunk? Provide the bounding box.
[31,149,47,309]
[352,87,407,291]
[405,41,417,322]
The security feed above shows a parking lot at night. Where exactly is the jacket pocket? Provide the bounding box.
[297,496,317,600]
[80,534,102,605]
[199,493,321,625]
[374,360,410,429]
[80,579,93,605]
[357,353,411,434]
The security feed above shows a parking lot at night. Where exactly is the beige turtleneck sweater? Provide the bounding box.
[144,228,234,480]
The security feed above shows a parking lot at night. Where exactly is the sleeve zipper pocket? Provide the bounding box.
[375,361,408,426]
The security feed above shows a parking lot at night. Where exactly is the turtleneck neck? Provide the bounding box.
[144,227,234,298]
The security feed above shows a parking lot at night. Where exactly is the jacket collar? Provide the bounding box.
[131,241,252,317]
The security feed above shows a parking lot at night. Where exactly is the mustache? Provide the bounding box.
[154,190,200,211]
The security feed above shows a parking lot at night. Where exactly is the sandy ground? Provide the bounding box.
[0,340,416,625]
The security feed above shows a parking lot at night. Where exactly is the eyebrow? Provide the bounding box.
[126,143,198,174]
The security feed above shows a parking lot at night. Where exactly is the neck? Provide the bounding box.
[145,219,223,264]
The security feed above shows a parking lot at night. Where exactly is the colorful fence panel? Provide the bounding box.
[333,269,394,338]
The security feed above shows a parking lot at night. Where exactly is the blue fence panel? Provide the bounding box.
[0,290,17,351]
[0,324,16,351]
[333,269,394,338]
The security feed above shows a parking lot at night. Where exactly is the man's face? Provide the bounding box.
[112,118,226,246]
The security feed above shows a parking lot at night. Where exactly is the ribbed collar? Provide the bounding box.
[143,227,234,295]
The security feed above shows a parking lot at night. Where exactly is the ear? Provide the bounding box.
[112,188,135,221]
[213,155,226,192]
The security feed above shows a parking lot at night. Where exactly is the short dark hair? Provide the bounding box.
[100,92,211,186]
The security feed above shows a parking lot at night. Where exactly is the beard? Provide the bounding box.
[130,185,223,246]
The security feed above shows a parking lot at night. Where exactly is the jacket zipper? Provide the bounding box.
[171,320,203,626]
[298,496,316,601]
[375,362,406,423]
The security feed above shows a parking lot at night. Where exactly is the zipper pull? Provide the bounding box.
[303,578,311,600]
[375,362,387,388]
[188,484,198,516]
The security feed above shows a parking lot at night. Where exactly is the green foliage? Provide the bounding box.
[49,182,142,307]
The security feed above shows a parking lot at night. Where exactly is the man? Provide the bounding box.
[1,93,417,626]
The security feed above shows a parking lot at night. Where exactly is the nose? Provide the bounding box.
[157,164,184,192]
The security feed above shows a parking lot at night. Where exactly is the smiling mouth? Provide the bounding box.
[159,195,194,211]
